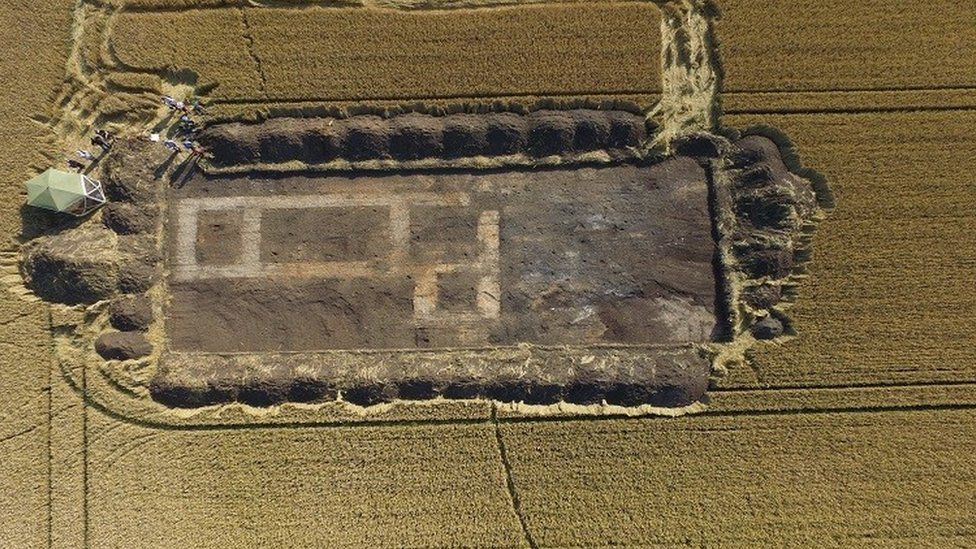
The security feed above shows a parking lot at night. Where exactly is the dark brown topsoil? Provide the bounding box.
[200,109,648,167]
[166,158,718,353]
[155,154,720,408]
[151,346,710,409]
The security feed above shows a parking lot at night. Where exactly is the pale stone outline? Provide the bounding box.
[173,192,500,325]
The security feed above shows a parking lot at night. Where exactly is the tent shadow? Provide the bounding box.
[17,202,89,244]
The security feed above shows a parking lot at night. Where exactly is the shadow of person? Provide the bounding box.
[150,110,175,134]
[153,151,179,180]
[168,154,200,189]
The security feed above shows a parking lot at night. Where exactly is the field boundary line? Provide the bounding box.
[492,404,537,549]
[205,88,662,105]
[725,105,976,116]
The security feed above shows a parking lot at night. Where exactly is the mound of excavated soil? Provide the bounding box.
[95,331,152,360]
[200,109,649,167]
[151,346,710,409]
[20,225,120,305]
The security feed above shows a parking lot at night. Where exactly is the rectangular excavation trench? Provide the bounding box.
[165,158,720,353]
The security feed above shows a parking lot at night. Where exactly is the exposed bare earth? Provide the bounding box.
[167,160,715,352]
[2,1,976,548]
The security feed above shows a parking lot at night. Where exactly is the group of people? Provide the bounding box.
[161,137,206,157]
[159,95,207,158]
[161,95,205,115]
[63,95,210,173]
[65,129,115,172]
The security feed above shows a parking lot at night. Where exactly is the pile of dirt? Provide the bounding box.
[725,133,820,333]
[674,131,826,341]
[20,138,166,371]
[150,347,710,409]
[200,109,649,167]
[108,295,153,331]
[19,225,120,305]
[95,331,152,360]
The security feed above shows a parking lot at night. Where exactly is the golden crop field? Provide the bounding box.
[502,408,976,547]
[247,3,661,100]
[2,0,976,547]
[110,9,265,99]
[111,3,662,103]
[0,0,74,546]
[719,110,976,389]
[717,0,976,93]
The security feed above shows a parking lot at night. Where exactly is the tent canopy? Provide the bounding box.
[26,169,105,216]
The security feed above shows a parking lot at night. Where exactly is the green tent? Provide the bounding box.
[25,169,106,216]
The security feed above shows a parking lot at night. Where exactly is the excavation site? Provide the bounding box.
[13,0,971,544]
[19,105,825,410]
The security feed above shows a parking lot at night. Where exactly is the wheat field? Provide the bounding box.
[2,0,975,547]
[111,3,663,102]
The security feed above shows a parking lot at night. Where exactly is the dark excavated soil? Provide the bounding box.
[442,114,489,158]
[102,202,155,235]
[95,331,152,360]
[195,210,242,265]
[389,113,444,160]
[342,115,391,161]
[108,294,153,331]
[483,112,527,155]
[166,158,717,353]
[200,109,648,166]
[154,156,717,408]
[137,128,824,409]
[527,110,576,157]
[151,346,711,409]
